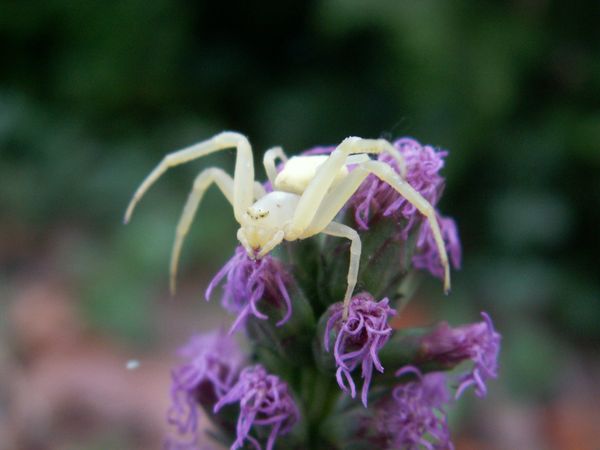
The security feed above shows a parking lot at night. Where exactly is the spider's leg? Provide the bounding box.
[124,131,254,224]
[302,168,370,234]
[290,137,396,237]
[263,146,288,186]
[319,222,362,321]
[362,160,450,292]
[170,168,234,294]
[303,159,450,294]
[381,140,407,178]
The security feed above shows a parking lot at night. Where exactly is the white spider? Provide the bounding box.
[124,132,450,319]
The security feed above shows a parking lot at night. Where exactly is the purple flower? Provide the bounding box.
[455,313,501,398]
[419,312,501,398]
[324,293,395,407]
[376,366,453,450]
[351,137,448,239]
[413,214,461,280]
[214,365,300,450]
[166,330,244,449]
[206,246,293,333]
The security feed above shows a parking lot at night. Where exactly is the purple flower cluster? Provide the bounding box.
[351,137,448,238]
[166,330,243,449]
[413,214,462,280]
[206,246,293,333]
[376,366,453,450]
[324,293,395,407]
[214,365,300,450]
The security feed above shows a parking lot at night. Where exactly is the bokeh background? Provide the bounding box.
[1,1,599,449]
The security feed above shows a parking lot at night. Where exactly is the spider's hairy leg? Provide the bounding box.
[263,146,288,186]
[320,222,362,321]
[124,131,254,224]
[290,137,393,237]
[363,160,450,292]
[170,168,234,295]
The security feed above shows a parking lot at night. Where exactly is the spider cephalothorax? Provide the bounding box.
[125,132,450,319]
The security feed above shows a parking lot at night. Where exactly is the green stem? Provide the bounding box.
[302,367,338,449]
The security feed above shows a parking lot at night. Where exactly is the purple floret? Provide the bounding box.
[455,313,501,398]
[376,366,453,450]
[166,330,244,449]
[419,312,501,398]
[413,214,461,280]
[324,293,395,407]
[214,365,300,450]
[206,246,293,333]
[351,137,448,239]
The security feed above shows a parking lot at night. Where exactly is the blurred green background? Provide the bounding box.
[1,1,599,449]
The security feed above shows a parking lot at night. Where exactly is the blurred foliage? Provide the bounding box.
[1,0,599,407]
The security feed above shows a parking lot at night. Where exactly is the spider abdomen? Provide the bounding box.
[274,155,348,195]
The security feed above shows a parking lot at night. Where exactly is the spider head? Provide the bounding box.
[237,192,298,258]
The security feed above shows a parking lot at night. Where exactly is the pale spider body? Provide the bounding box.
[125,132,450,319]
[241,155,359,252]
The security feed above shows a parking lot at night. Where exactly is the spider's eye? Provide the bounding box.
[248,209,269,220]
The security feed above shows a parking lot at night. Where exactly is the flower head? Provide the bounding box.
[352,137,448,238]
[206,246,293,333]
[375,366,453,450]
[419,312,501,398]
[214,364,300,450]
[413,214,461,280]
[166,330,244,449]
[455,313,501,398]
[325,293,395,407]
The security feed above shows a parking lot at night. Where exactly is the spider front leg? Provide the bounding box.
[170,168,267,294]
[124,131,255,224]
[170,168,233,294]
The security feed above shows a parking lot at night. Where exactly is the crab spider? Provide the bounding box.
[124,132,450,320]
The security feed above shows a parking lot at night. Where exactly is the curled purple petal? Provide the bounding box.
[455,313,501,398]
[206,247,294,333]
[214,365,300,450]
[375,366,453,450]
[165,330,244,449]
[324,293,395,407]
[418,312,501,398]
